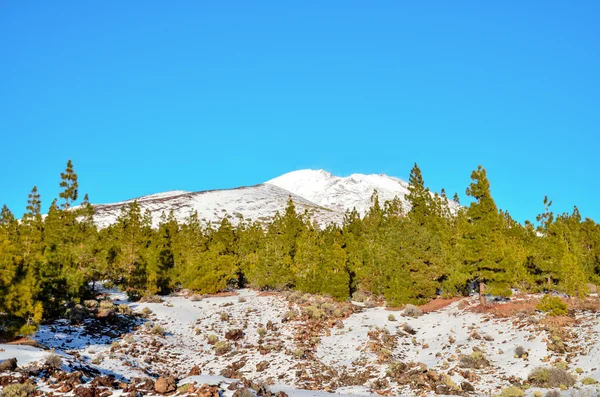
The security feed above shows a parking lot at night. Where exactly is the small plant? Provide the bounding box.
[141,295,163,303]
[141,307,153,317]
[214,341,231,356]
[190,294,203,302]
[533,391,543,397]
[575,367,583,374]
[257,327,267,338]
[364,300,377,309]
[536,295,568,316]
[514,345,526,358]
[554,361,567,370]
[195,327,201,335]
[402,304,422,318]
[152,325,166,336]
[111,341,120,349]
[219,312,230,321]
[2,381,36,397]
[207,334,219,345]
[117,304,133,315]
[293,348,305,359]
[401,323,416,335]
[500,386,524,397]
[528,367,576,388]
[387,314,396,321]
[458,351,490,369]
[124,335,135,344]
[303,305,324,319]
[83,300,99,309]
[45,353,62,370]
[581,377,597,385]
[352,291,368,302]
[99,300,115,310]
[238,297,247,303]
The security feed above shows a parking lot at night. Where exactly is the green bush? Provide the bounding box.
[500,386,524,397]
[388,314,396,321]
[581,377,597,385]
[152,325,165,336]
[2,382,36,397]
[536,295,568,316]
[214,341,231,355]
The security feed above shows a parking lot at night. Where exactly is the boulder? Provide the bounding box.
[0,358,17,372]
[154,376,176,394]
[461,381,475,392]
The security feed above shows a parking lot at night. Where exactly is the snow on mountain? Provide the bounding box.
[91,183,340,229]
[90,169,457,229]
[267,169,414,215]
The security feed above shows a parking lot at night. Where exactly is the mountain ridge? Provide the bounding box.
[89,169,454,228]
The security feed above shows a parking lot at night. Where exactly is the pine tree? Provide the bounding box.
[461,166,514,305]
[406,163,431,225]
[59,160,78,209]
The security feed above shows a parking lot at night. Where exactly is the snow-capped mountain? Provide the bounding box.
[266,169,413,215]
[91,183,338,229]
[90,169,455,228]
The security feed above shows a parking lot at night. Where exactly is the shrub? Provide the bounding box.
[141,295,163,303]
[581,377,597,385]
[500,386,524,397]
[141,307,153,317]
[364,300,377,309]
[67,304,88,323]
[303,305,324,319]
[293,348,304,359]
[238,297,247,303]
[190,294,203,302]
[45,353,62,370]
[124,335,135,344]
[219,312,230,321]
[83,300,99,310]
[257,328,267,338]
[99,300,115,310]
[575,368,583,374]
[214,341,231,356]
[533,392,543,397]
[402,304,422,318]
[388,314,396,321]
[545,391,561,397]
[152,325,165,336]
[554,361,567,370]
[401,323,416,335]
[2,382,36,397]
[528,367,576,388]
[117,304,133,315]
[459,351,490,369]
[515,345,526,358]
[207,334,219,345]
[536,296,568,316]
[352,291,368,302]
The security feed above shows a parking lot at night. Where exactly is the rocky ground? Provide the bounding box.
[2,288,600,397]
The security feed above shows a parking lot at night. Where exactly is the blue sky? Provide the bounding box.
[1,1,599,223]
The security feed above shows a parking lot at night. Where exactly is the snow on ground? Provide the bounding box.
[0,344,48,367]
[5,289,600,396]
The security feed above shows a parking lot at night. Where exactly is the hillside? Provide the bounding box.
[90,169,454,228]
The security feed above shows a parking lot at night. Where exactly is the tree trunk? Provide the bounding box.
[479,279,485,306]
[547,274,552,296]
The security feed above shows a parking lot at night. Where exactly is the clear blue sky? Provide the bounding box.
[1,1,599,223]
